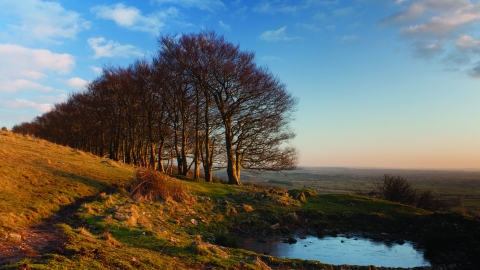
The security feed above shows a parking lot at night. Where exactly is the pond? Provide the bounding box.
[239,234,431,268]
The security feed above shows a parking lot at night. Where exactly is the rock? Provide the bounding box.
[287,237,297,244]
[226,207,238,216]
[270,223,280,230]
[285,212,299,222]
[8,233,22,241]
[207,236,215,242]
[252,256,272,270]
[190,219,198,225]
[297,192,307,202]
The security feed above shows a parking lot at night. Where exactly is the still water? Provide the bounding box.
[239,235,431,268]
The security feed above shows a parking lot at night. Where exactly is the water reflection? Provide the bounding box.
[239,235,430,268]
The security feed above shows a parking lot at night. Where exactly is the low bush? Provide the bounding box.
[369,174,446,211]
[128,168,189,203]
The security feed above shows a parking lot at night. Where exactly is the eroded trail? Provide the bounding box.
[0,195,97,266]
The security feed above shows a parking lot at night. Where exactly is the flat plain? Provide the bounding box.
[220,167,480,216]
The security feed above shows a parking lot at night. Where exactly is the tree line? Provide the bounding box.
[12,31,298,185]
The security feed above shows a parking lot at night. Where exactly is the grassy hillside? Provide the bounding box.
[0,131,134,233]
[1,130,479,269]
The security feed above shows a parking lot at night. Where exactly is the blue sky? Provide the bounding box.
[1,0,479,169]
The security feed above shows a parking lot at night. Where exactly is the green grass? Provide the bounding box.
[2,130,478,269]
[0,131,134,233]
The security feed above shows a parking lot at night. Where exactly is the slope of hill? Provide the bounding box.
[0,130,134,233]
[1,130,479,269]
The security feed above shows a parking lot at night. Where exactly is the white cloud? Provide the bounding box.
[401,11,480,36]
[253,1,319,14]
[219,20,231,30]
[381,0,480,36]
[261,55,281,61]
[456,35,480,49]
[253,2,294,14]
[90,66,103,75]
[91,3,178,35]
[154,0,225,12]
[259,26,299,42]
[0,0,90,43]
[332,7,354,17]
[1,79,53,93]
[0,99,52,113]
[340,34,359,42]
[0,44,75,83]
[380,0,480,77]
[67,77,88,89]
[88,37,144,59]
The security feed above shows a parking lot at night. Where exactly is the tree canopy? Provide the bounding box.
[12,31,298,185]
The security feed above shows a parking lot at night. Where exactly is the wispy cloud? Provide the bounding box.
[259,26,299,42]
[261,55,281,61]
[469,61,480,77]
[411,40,445,60]
[1,79,53,93]
[253,2,299,14]
[0,99,52,114]
[379,0,480,78]
[253,0,325,14]
[296,23,321,31]
[87,37,144,59]
[153,0,225,12]
[0,0,90,43]
[219,20,231,31]
[332,7,354,17]
[91,3,178,35]
[340,34,359,42]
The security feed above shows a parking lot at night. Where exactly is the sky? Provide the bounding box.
[0,0,479,170]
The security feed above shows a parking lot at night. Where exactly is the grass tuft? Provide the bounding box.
[128,168,189,203]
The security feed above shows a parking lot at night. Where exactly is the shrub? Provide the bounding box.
[373,175,416,205]
[370,174,446,211]
[128,168,189,203]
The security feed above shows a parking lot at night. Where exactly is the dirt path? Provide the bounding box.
[0,195,97,266]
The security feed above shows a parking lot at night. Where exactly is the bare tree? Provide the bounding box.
[158,31,298,185]
[13,31,299,186]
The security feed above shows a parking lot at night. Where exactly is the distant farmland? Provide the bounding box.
[215,167,480,216]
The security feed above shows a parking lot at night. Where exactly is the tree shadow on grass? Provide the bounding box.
[45,167,112,192]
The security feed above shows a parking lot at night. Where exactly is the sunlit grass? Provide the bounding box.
[0,130,134,233]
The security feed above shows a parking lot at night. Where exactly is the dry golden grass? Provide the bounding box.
[128,167,189,203]
[0,130,135,233]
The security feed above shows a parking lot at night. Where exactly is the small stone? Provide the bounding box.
[9,233,22,241]
[270,223,280,230]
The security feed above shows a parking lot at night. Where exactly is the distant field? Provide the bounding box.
[216,167,480,216]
